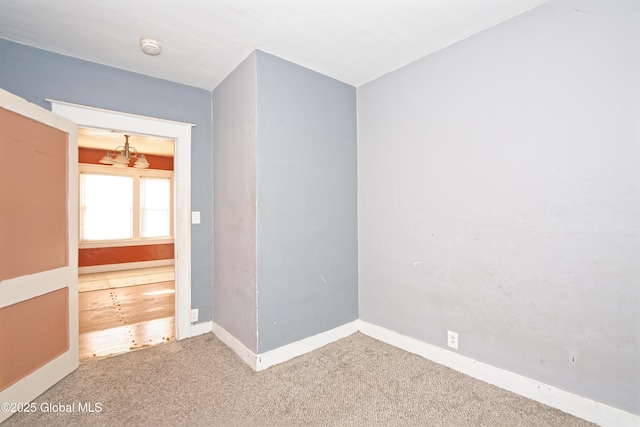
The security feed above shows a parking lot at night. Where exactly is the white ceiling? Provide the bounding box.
[0,0,549,91]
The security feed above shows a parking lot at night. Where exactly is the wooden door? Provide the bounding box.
[0,89,78,423]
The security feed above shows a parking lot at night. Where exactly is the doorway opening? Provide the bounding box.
[49,99,194,356]
[77,128,176,359]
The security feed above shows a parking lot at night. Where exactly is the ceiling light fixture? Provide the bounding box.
[140,38,161,56]
[99,134,150,168]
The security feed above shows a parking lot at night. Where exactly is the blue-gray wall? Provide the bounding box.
[212,51,358,353]
[0,39,214,321]
[256,51,358,352]
[358,0,639,415]
[212,52,258,352]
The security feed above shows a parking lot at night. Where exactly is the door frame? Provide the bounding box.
[48,100,194,340]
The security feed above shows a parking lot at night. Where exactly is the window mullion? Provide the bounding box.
[132,173,141,240]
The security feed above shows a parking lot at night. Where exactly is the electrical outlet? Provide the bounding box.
[448,330,458,350]
[191,308,199,323]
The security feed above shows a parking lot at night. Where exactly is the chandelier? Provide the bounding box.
[98,134,150,168]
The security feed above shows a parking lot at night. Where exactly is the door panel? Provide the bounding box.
[0,89,78,423]
[0,288,69,389]
[0,107,69,281]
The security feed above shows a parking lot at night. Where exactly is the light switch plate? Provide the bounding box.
[191,211,201,224]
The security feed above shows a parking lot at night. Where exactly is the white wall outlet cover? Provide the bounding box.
[191,308,199,322]
[448,330,458,350]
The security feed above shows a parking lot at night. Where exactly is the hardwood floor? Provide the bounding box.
[79,269,175,361]
[78,266,175,292]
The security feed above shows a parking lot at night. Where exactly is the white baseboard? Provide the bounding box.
[357,320,640,427]
[190,321,212,337]
[78,259,174,274]
[211,321,360,372]
[255,321,359,371]
[211,322,258,369]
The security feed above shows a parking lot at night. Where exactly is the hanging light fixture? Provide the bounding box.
[99,134,150,168]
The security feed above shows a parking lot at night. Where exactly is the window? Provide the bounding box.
[81,174,133,240]
[79,165,173,243]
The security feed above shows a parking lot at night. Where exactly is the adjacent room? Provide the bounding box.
[77,128,176,360]
[0,0,637,425]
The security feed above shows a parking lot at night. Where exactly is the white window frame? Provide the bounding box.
[78,163,174,249]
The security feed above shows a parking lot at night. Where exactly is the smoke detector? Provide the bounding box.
[140,38,161,56]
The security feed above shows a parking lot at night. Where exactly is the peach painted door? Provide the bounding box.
[0,88,78,423]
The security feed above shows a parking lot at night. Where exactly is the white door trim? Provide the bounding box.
[48,99,194,340]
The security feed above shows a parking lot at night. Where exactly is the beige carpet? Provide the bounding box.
[4,333,595,426]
